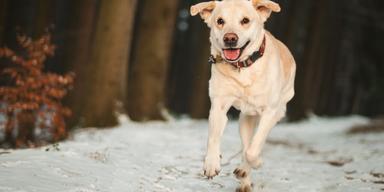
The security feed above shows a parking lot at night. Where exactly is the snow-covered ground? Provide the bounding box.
[0,115,383,192]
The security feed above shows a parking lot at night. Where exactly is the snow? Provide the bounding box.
[0,115,383,192]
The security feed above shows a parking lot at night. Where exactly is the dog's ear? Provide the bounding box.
[190,1,216,24]
[252,0,280,22]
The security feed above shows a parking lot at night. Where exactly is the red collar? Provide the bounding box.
[208,36,266,70]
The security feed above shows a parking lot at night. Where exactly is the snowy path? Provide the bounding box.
[0,116,383,192]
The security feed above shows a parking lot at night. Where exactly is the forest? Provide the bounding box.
[0,0,383,147]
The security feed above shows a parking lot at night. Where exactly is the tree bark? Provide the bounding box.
[127,0,179,121]
[16,110,35,148]
[286,0,328,120]
[188,21,211,119]
[61,0,98,128]
[167,5,195,116]
[33,0,53,36]
[81,0,137,127]
[0,0,8,44]
[3,0,36,45]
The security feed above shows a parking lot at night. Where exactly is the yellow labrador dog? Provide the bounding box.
[190,0,296,191]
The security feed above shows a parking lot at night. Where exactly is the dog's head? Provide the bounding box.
[190,0,280,62]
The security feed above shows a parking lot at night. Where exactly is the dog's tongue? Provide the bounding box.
[223,49,240,61]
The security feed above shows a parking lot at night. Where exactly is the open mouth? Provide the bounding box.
[222,41,250,61]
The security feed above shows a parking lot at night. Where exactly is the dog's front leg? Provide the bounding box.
[246,109,281,168]
[204,97,232,179]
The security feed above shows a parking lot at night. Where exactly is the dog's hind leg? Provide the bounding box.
[234,113,259,191]
[246,109,283,168]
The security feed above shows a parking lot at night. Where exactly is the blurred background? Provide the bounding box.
[0,0,383,147]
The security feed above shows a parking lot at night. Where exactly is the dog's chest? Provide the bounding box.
[232,85,269,115]
[214,63,264,87]
[210,63,272,115]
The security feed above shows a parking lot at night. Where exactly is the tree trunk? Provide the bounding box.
[4,112,15,147]
[3,0,36,46]
[167,5,195,116]
[188,21,211,119]
[127,0,179,121]
[33,0,53,36]
[61,0,98,128]
[286,0,329,120]
[0,0,8,44]
[81,0,137,127]
[16,110,35,148]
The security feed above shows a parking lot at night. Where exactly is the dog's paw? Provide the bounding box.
[203,155,221,179]
[235,183,253,192]
[233,167,249,179]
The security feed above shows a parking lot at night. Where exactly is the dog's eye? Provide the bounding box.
[241,17,250,25]
[217,18,225,25]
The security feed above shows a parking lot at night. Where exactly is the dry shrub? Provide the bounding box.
[0,32,74,148]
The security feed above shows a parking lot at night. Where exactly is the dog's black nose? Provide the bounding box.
[223,33,238,47]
